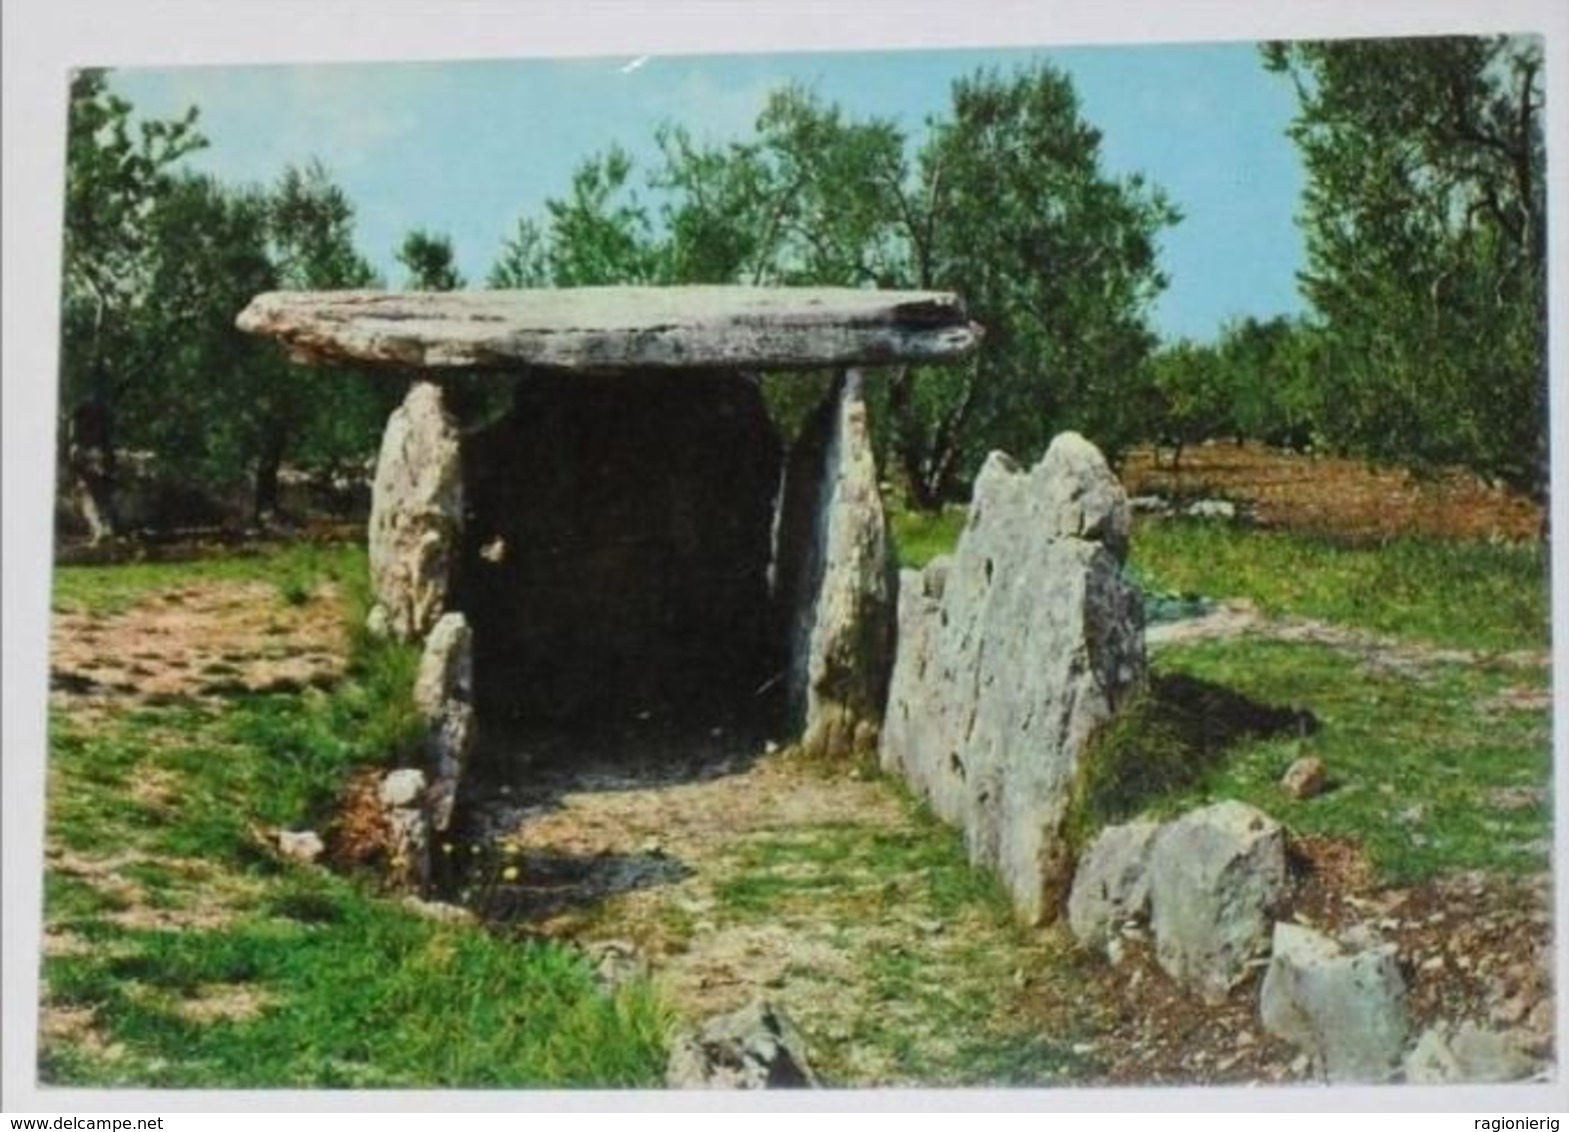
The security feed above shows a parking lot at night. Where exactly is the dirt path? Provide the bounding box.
[1149,598,1550,672]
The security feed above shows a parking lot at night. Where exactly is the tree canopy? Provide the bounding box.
[489,67,1180,507]
[59,75,390,531]
[1264,36,1547,498]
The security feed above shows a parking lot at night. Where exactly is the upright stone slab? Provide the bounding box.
[413,612,476,833]
[773,371,898,758]
[880,433,1146,924]
[367,381,463,641]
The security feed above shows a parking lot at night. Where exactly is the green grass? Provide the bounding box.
[1132,520,1549,652]
[40,872,670,1088]
[40,543,672,1088]
[1134,639,1552,885]
[710,786,1099,1085]
[890,506,968,570]
[52,542,357,616]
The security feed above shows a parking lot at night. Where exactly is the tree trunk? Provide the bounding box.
[252,425,289,527]
[886,364,943,513]
[67,397,118,544]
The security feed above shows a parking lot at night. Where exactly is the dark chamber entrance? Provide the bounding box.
[456,370,785,737]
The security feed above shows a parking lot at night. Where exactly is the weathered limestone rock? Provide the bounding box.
[1260,922,1409,1082]
[880,433,1146,924]
[413,612,475,832]
[773,370,897,758]
[456,371,781,728]
[665,1001,820,1089]
[1148,800,1287,1002]
[1280,756,1327,800]
[367,381,462,641]
[1067,819,1161,953]
[379,767,427,808]
[276,829,325,864]
[378,768,430,892]
[1404,1021,1538,1084]
[237,286,980,373]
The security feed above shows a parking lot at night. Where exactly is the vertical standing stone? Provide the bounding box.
[880,433,1145,924]
[367,381,463,642]
[413,612,476,833]
[773,370,898,759]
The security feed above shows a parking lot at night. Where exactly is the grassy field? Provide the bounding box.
[38,474,1553,1087]
[40,545,671,1088]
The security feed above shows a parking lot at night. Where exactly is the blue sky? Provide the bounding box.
[110,42,1308,344]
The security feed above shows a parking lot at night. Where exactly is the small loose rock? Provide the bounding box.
[1280,756,1327,800]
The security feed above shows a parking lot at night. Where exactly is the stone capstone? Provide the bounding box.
[1403,1021,1539,1084]
[880,432,1146,924]
[237,286,980,373]
[773,370,897,758]
[665,1000,820,1089]
[1067,819,1161,954]
[413,612,476,832]
[1259,922,1409,1083]
[455,371,782,728]
[1148,800,1287,1002]
[367,381,463,642]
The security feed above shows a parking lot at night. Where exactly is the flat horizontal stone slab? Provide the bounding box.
[236,286,980,372]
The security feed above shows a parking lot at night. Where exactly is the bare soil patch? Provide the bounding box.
[49,580,347,716]
[1147,598,1550,673]
[1123,443,1543,543]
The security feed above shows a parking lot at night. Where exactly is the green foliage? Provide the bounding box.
[491,68,1178,508]
[889,504,967,570]
[397,228,465,291]
[1264,36,1547,497]
[59,74,395,531]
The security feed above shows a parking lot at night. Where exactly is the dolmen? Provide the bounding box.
[238,285,1146,924]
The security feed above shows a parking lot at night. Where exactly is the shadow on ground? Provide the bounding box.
[442,715,783,925]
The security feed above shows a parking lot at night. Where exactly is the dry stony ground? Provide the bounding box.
[44,561,1557,1089]
[1121,442,1544,543]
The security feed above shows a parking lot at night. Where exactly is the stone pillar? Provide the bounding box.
[413,612,476,833]
[773,369,898,759]
[366,381,464,642]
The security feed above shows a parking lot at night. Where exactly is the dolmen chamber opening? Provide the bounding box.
[237,285,1147,924]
